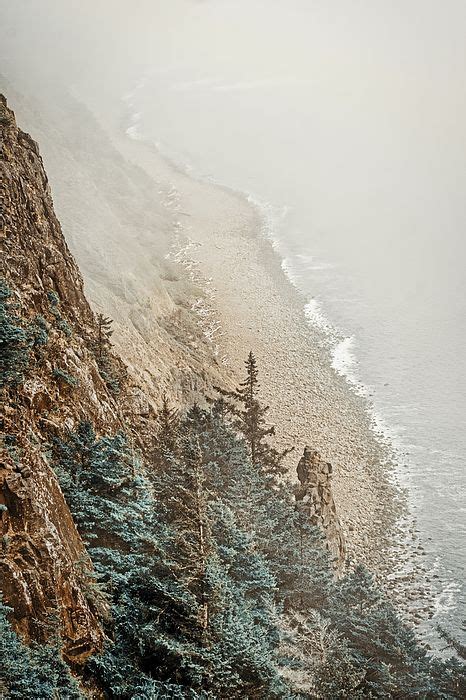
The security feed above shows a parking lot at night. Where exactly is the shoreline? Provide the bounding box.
[87,96,436,628]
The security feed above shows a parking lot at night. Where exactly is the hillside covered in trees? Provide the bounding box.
[1,95,465,699]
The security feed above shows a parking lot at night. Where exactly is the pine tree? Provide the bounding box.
[184,404,331,613]
[0,599,83,699]
[329,565,434,697]
[280,610,366,698]
[155,432,213,647]
[0,280,31,387]
[91,313,124,394]
[436,623,466,660]
[53,422,198,696]
[95,313,113,362]
[156,393,180,456]
[207,503,286,698]
[214,351,291,477]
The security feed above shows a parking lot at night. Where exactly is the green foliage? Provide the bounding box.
[436,624,466,660]
[0,280,51,388]
[327,565,439,698]
[47,290,60,307]
[182,404,331,612]
[0,280,31,387]
[151,425,286,697]
[155,393,180,456]
[47,288,72,336]
[213,351,291,477]
[281,610,366,698]
[2,433,21,464]
[57,317,72,336]
[53,423,199,697]
[29,314,49,347]
[0,599,83,699]
[95,313,113,359]
[91,314,122,394]
[52,366,78,387]
[49,398,465,699]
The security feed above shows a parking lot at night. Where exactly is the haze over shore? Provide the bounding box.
[1,0,464,651]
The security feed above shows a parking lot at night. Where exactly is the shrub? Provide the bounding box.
[52,367,78,387]
[0,280,31,387]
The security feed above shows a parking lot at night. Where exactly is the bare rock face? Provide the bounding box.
[0,449,104,665]
[295,446,346,573]
[0,95,119,663]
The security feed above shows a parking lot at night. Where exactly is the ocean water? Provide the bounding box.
[125,0,465,642]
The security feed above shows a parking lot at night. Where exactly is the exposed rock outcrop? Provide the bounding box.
[0,78,230,408]
[295,446,346,573]
[0,94,123,664]
[0,89,229,666]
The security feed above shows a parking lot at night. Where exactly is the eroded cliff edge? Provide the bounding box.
[0,94,146,664]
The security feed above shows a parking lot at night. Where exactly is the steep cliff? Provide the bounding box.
[0,77,229,408]
[1,94,463,700]
[0,94,133,665]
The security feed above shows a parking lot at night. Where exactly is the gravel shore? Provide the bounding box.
[101,120,434,626]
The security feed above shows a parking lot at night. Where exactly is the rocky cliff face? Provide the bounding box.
[0,77,230,409]
[295,446,346,572]
[0,87,238,673]
[0,94,134,665]
[0,91,347,677]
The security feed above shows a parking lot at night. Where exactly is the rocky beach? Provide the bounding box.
[2,3,464,694]
[102,119,436,625]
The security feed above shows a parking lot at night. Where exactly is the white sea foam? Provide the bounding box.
[123,75,464,651]
[304,298,334,334]
[331,336,359,384]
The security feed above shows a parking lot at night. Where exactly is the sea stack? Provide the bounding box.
[295,446,346,573]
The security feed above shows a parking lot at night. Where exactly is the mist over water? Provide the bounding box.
[1,0,464,639]
[125,1,466,636]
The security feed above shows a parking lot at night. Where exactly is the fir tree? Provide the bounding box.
[183,404,331,612]
[96,313,113,362]
[155,432,213,649]
[91,313,123,394]
[155,393,180,456]
[49,408,465,699]
[281,610,366,698]
[53,422,197,696]
[436,623,466,660]
[0,280,31,387]
[329,565,434,697]
[0,599,83,699]
[214,351,291,477]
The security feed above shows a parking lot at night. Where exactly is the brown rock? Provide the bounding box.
[295,446,346,573]
[0,95,117,664]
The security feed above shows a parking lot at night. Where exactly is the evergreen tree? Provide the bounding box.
[0,280,31,387]
[96,313,113,362]
[152,419,288,697]
[183,404,331,613]
[163,433,212,643]
[49,410,465,699]
[329,565,434,697]
[436,624,466,660]
[214,351,291,477]
[91,313,123,394]
[281,610,366,698]
[53,423,197,697]
[155,393,180,456]
[0,599,83,699]
[207,500,286,698]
